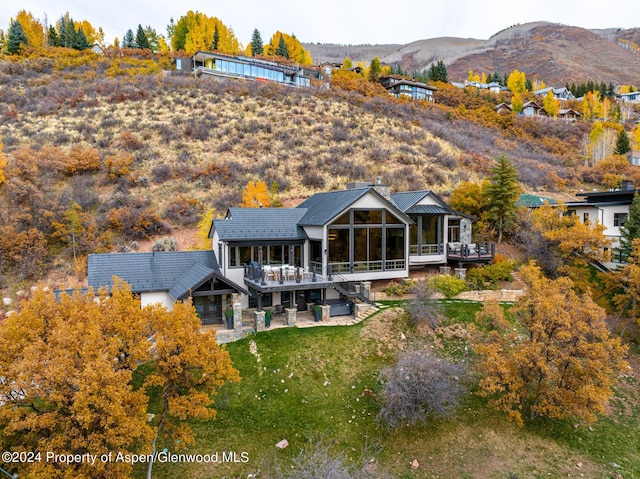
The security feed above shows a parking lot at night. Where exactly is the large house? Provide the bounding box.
[561,181,638,264]
[380,76,437,102]
[190,51,316,88]
[88,182,492,340]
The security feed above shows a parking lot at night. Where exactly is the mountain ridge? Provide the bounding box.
[304,22,640,85]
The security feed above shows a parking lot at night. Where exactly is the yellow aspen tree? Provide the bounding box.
[16,10,45,49]
[511,92,524,114]
[241,179,272,208]
[507,69,527,94]
[542,89,560,118]
[467,70,480,82]
[193,208,216,250]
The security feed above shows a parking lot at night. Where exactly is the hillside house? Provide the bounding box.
[626,150,640,166]
[533,86,575,101]
[380,76,437,102]
[88,182,491,340]
[557,108,581,121]
[618,91,640,103]
[561,181,638,264]
[191,51,315,87]
[463,81,506,94]
[495,101,545,117]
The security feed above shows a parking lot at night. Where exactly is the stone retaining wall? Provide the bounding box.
[373,289,525,303]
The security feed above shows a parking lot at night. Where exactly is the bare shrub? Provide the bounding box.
[152,164,172,183]
[163,196,202,225]
[377,349,466,429]
[261,436,389,479]
[152,236,178,252]
[405,280,442,329]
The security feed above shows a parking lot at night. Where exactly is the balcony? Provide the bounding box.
[243,263,333,293]
[447,242,495,264]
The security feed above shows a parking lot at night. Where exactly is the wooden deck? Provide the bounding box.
[446,242,495,265]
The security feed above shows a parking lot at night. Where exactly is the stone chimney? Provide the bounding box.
[373,176,390,200]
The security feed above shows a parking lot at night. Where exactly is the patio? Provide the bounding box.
[205,308,364,343]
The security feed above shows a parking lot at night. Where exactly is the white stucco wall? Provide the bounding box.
[140,292,174,310]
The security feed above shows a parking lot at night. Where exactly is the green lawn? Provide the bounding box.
[145,301,640,479]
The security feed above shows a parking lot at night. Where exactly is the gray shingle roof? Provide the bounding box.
[390,191,431,213]
[391,190,454,215]
[87,250,246,296]
[296,188,372,226]
[406,205,452,215]
[213,208,308,241]
[168,263,216,300]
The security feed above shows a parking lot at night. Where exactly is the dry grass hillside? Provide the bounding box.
[0,51,602,289]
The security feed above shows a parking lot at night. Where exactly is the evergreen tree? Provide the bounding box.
[368,56,382,82]
[614,129,631,155]
[250,28,263,56]
[620,193,640,262]
[48,25,60,47]
[428,60,448,82]
[493,71,503,85]
[524,77,533,91]
[123,29,135,48]
[74,27,89,50]
[6,19,27,54]
[211,23,219,50]
[484,155,522,243]
[276,34,288,58]
[135,24,150,49]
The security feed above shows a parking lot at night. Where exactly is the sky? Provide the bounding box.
[1,0,639,47]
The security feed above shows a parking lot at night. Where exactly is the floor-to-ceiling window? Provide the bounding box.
[327,209,406,273]
[409,215,442,255]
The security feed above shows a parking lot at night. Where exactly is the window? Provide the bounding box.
[328,208,406,272]
[614,213,628,227]
[583,212,589,223]
[448,219,460,243]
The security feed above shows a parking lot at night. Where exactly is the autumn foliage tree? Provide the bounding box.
[473,262,627,426]
[170,11,240,55]
[0,281,239,479]
[265,31,313,65]
[144,301,240,478]
[240,179,272,208]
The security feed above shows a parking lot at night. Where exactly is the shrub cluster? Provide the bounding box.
[429,274,467,298]
[465,260,515,290]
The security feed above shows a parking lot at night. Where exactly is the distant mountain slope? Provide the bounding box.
[306,22,640,85]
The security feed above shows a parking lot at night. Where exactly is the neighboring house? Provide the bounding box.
[464,81,506,94]
[533,86,575,101]
[521,100,544,117]
[562,181,638,263]
[516,193,557,208]
[495,101,545,117]
[87,250,247,325]
[557,108,581,121]
[191,51,313,87]
[380,76,437,102]
[625,150,640,166]
[618,91,640,103]
[495,102,512,114]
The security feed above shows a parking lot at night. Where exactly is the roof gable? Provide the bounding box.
[390,190,452,213]
[297,187,411,226]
